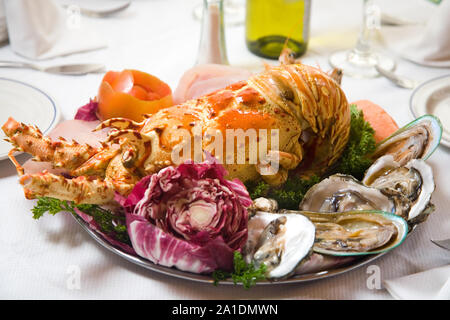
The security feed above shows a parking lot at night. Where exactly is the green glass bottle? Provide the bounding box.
[245,0,311,60]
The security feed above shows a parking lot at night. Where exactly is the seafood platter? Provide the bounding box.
[2,54,443,287]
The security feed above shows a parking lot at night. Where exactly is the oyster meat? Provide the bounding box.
[244,211,315,279]
[286,210,408,256]
[363,156,435,223]
[300,156,435,224]
[299,174,395,214]
[371,114,442,165]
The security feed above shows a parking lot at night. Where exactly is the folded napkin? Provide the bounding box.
[3,0,107,60]
[377,0,450,67]
[383,265,450,300]
[0,1,7,43]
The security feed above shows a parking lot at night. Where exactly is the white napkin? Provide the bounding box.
[2,0,107,60]
[377,0,450,67]
[0,1,7,43]
[383,265,450,300]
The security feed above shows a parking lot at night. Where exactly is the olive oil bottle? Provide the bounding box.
[245,0,311,59]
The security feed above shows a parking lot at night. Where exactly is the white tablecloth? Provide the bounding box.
[0,0,449,300]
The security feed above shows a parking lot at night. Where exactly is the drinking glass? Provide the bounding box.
[329,0,396,78]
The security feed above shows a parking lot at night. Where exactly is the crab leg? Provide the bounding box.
[19,152,140,204]
[94,118,144,132]
[70,146,120,177]
[20,172,117,204]
[2,117,98,171]
[8,148,25,176]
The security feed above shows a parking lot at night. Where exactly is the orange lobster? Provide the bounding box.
[2,62,350,204]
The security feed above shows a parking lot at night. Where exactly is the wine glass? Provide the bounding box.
[329,0,396,78]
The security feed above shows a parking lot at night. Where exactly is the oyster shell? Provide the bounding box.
[371,114,442,165]
[363,156,435,224]
[300,156,435,224]
[281,210,408,256]
[303,210,408,256]
[243,211,315,279]
[299,174,395,214]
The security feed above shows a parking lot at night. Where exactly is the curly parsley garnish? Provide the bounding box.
[246,175,320,210]
[213,251,267,289]
[333,104,376,180]
[32,197,130,244]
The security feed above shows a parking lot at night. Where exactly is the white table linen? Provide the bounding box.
[2,0,106,60]
[384,265,450,299]
[0,0,449,300]
[377,0,450,67]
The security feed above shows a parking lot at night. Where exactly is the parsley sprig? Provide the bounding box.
[32,197,130,244]
[246,175,320,210]
[212,251,267,289]
[333,104,376,180]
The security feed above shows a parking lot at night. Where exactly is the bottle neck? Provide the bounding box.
[196,0,229,65]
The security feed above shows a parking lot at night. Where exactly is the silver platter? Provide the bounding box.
[72,213,395,285]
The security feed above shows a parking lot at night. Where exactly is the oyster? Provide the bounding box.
[363,156,435,224]
[371,114,442,165]
[299,174,395,214]
[362,155,401,186]
[281,210,408,256]
[243,211,315,279]
[300,156,435,224]
[248,197,278,215]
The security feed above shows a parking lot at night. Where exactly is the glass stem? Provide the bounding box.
[353,0,373,57]
[196,0,229,65]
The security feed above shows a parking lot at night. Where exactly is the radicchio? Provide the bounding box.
[74,99,99,121]
[117,159,252,273]
[73,208,135,255]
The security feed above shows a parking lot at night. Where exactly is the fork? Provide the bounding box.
[0,60,105,75]
[62,1,131,18]
[375,65,420,90]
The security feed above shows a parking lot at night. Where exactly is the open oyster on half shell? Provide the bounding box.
[299,155,436,225]
[371,114,442,166]
[362,155,436,224]
[243,211,315,280]
[300,210,407,256]
[281,209,408,256]
[244,209,408,263]
[298,174,396,214]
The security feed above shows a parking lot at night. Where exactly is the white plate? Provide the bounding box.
[410,74,450,148]
[0,78,60,160]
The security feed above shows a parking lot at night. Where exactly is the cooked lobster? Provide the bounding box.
[2,62,350,204]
